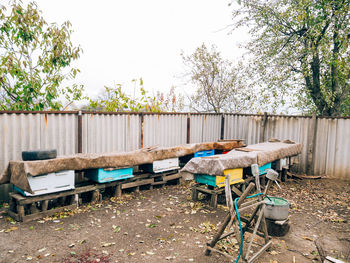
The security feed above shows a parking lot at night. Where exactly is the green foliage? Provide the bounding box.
[181,43,255,113]
[0,1,84,110]
[88,78,184,112]
[232,0,350,116]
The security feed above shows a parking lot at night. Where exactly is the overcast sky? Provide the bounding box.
[24,0,247,99]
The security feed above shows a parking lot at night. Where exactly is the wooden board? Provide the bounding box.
[17,204,77,223]
[10,185,96,205]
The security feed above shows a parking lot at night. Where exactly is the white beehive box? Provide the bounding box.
[142,158,180,173]
[15,170,75,196]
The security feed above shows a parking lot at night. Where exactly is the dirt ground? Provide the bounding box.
[0,177,349,263]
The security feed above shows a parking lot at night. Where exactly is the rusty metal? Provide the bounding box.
[187,113,191,144]
[140,113,144,148]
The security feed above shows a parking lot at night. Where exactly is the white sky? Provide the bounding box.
[24,0,247,99]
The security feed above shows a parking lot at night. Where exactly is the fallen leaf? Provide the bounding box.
[302,236,314,241]
[101,242,115,247]
[38,247,46,253]
[5,226,18,233]
[146,251,155,255]
[113,225,121,233]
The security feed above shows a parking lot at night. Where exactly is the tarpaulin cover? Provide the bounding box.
[0,140,244,193]
[181,141,302,176]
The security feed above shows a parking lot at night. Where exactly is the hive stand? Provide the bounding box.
[205,182,272,263]
[8,185,98,223]
[191,183,244,208]
[7,170,182,222]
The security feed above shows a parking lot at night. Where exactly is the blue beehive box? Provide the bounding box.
[85,167,133,183]
[194,149,215,158]
[258,163,272,175]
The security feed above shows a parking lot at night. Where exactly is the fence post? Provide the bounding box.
[77,111,82,154]
[307,112,317,175]
[77,111,83,182]
[186,113,191,144]
[220,114,225,140]
[259,112,268,143]
[140,113,144,148]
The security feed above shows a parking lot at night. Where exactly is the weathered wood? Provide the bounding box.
[7,210,20,221]
[121,179,154,189]
[205,213,231,256]
[247,240,272,263]
[231,185,242,196]
[17,205,24,221]
[192,188,198,201]
[210,193,218,208]
[9,197,16,212]
[115,184,122,197]
[10,185,97,205]
[91,190,100,202]
[238,201,264,213]
[41,200,49,211]
[206,246,235,260]
[162,173,182,181]
[245,205,265,261]
[21,204,77,223]
[206,183,255,256]
[149,170,177,178]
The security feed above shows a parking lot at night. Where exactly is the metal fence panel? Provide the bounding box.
[202,115,221,142]
[333,119,350,179]
[224,115,261,145]
[313,118,350,179]
[1,112,350,202]
[143,114,187,147]
[264,116,311,173]
[190,115,203,143]
[40,113,77,155]
[0,113,77,201]
[84,113,140,153]
[190,114,221,143]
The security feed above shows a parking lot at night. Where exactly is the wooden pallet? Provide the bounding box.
[122,170,181,191]
[150,170,182,186]
[7,171,182,222]
[8,185,97,222]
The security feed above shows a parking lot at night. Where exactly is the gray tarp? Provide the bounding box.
[181,142,302,175]
[0,140,244,193]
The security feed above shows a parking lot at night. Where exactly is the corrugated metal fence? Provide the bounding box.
[0,111,349,201]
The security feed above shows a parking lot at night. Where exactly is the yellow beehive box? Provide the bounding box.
[216,168,244,188]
